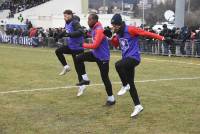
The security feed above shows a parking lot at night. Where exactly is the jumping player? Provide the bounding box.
[55,10,89,96]
[76,14,115,106]
[105,14,164,117]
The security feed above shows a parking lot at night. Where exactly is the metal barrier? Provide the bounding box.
[138,39,200,57]
[1,33,200,58]
[47,37,56,48]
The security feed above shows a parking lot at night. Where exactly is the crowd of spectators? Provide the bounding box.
[1,22,200,56]
[0,24,71,47]
[138,24,200,56]
[0,0,51,18]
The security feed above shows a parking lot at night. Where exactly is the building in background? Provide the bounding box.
[153,0,174,5]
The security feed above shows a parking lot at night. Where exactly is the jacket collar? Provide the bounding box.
[92,22,102,30]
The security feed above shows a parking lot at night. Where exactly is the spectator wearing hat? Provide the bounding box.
[160,24,173,55]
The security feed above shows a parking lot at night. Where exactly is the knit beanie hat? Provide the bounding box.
[111,14,122,25]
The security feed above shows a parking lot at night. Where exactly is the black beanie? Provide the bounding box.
[111,14,122,25]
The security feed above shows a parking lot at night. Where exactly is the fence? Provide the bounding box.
[138,39,200,57]
[1,33,200,58]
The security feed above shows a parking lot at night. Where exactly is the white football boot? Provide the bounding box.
[131,105,144,117]
[59,65,70,76]
[117,84,130,96]
[77,85,86,97]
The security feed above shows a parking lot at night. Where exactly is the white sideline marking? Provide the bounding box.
[143,58,200,66]
[0,77,200,95]
[104,55,200,66]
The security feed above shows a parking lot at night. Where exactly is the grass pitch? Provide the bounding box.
[0,44,200,134]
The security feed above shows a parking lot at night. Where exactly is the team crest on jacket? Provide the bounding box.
[119,38,129,51]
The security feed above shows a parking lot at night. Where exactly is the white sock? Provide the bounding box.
[125,84,130,88]
[135,104,142,108]
[79,85,86,90]
[64,65,69,69]
[82,74,89,81]
[107,95,115,102]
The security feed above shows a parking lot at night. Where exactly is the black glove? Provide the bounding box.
[83,29,89,38]
[65,32,71,37]
[54,31,69,42]
[59,31,71,38]
[103,26,112,38]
